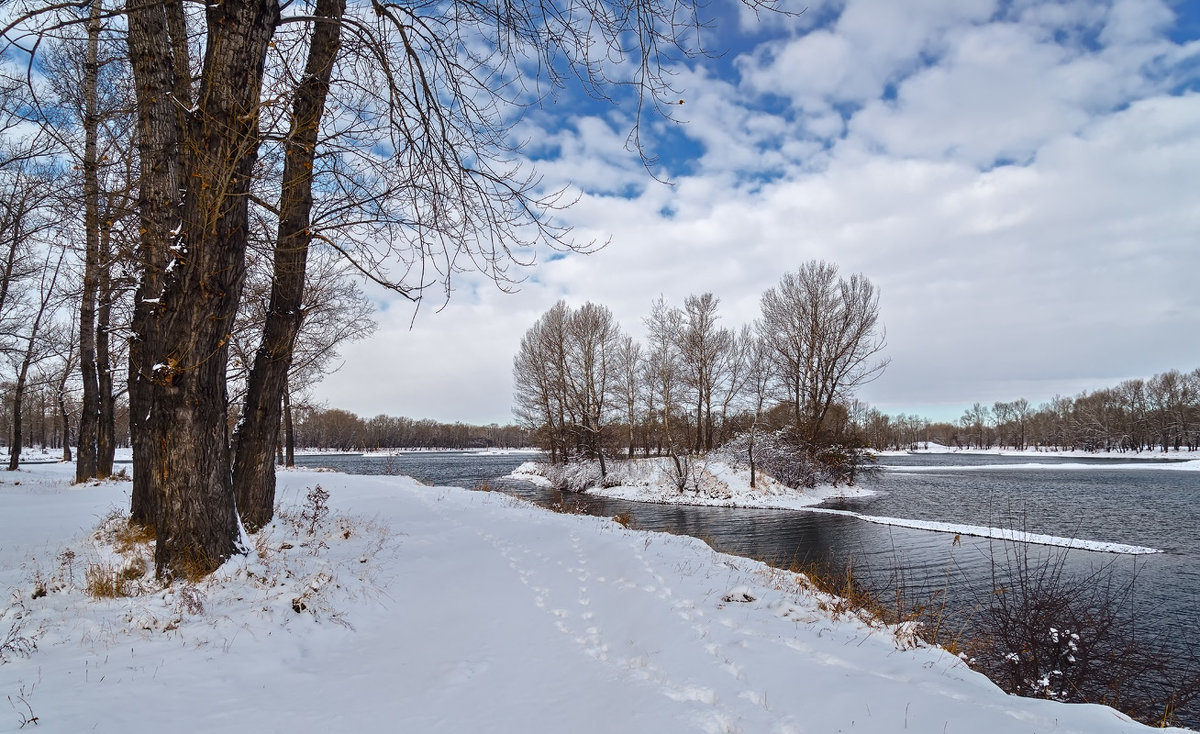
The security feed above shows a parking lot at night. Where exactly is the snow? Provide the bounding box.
[508,459,1161,554]
[800,508,1163,555]
[887,460,1200,473]
[1,463,1190,733]
[509,458,875,509]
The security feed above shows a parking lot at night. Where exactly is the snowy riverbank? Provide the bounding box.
[505,457,1165,554]
[1,462,1191,733]
[880,442,1200,462]
[508,457,876,510]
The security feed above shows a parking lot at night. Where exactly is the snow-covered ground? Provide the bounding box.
[1,463,1190,733]
[509,458,875,510]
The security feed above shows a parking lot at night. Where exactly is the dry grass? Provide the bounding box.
[84,509,157,597]
[112,521,156,554]
[754,552,963,654]
[85,563,127,598]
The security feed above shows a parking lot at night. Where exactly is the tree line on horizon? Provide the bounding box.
[859,366,1200,454]
[290,408,531,452]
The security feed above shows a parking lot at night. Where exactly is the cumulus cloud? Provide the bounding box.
[315,0,1200,425]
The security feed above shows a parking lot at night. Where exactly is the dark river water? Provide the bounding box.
[295,450,1200,726]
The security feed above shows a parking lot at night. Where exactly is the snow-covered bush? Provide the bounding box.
[714,430,875,488]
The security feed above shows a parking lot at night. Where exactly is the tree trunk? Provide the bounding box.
[7,374,25,471]
[76,0,102,483]
[127,0,281,576]
[97,225,115,476]
[125,0,185,527]
[283,384,296,467]
[232,0,344,532]
[58,382,72,462]
[748,433,756,489]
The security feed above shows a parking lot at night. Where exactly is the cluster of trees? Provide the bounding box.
[293,408,530,451]
[856,367,1200,453]
[0,34,375,480]
[512,260,889,484]
[4,0,774,576]
[0,386,131,455]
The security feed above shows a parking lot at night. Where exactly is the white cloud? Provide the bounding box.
[312,0,1200,427]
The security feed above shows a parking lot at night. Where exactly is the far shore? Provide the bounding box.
[877,443,1200,461]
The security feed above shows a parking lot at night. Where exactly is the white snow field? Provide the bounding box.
[1,462,1190,733]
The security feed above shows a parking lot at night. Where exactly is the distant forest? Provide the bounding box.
[862,367,1200,453]
[0,401,532,454]
[3,367,1195,456]
[290,408,532,451]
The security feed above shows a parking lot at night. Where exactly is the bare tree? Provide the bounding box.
[643,296,684,463]
[277,251,376,466]
[614,334,642,458]
[231,0,346,531]
[740,326,772,488]
[122,0,282,575]
[563,302,621,476]
[676,293,731,453]
[757,260,889,445]
[7,243,67,470]
[713,323,752,448]
[73,0,105,481]
[7,0,781,576]
[52,317,78,461]
[514,300,623,470]
[513,300,571,463]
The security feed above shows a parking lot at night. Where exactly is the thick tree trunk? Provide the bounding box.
[232,0,344,532]
[127,0,280,576]
[125,0,185,527]
[155,0,280,575]
[76,0,102,483]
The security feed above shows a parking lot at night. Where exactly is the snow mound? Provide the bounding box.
[509,457,875,509]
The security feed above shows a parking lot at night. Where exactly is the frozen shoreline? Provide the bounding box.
[508,458,1165,554]
[879,443,1200,462]
[508,458,876,510]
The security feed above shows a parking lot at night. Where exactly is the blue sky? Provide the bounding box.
[317,0,1200,426]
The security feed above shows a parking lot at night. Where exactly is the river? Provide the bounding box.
[295,450,1200,726]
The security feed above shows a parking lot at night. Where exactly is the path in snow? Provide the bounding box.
[0,467,1185,733]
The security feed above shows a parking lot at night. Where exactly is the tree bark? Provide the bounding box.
[127,0,281,576]
[233,0,344,532]
[125,0,185,527]
[97,224,115,476]
[283,384,296,467]
[75,0,102,482]
[7,373,26,470]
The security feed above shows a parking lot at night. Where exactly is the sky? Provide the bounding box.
[314,0,1200,426]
